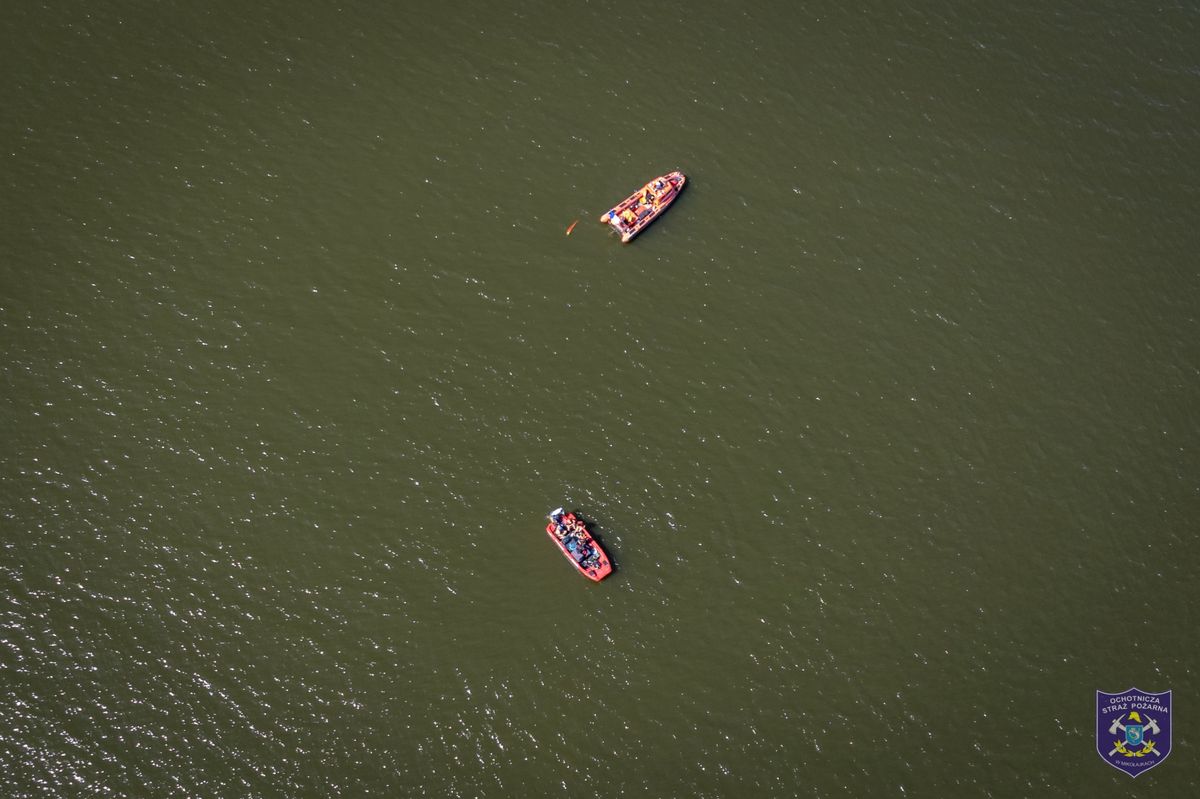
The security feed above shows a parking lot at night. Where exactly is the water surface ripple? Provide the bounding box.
[2,1,1197,796]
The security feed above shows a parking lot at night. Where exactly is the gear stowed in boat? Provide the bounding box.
[546,508,612,582]
[600,171,687,243]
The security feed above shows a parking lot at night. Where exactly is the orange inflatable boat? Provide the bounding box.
[600,171,687,243]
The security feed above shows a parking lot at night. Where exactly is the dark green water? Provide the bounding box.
[2,1,1197,796]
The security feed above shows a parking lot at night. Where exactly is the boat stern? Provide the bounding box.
[584,558,613,581]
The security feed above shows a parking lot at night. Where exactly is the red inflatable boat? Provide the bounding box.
[546,508,612,582]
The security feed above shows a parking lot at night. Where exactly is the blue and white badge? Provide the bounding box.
[1096,688,1171,777]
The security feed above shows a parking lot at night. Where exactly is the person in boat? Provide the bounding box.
[621,208,636,226]
[566,537,588,562]
[575,541,591,562]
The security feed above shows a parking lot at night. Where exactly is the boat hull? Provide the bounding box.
[546,509,612,582]
[600,171,687,243]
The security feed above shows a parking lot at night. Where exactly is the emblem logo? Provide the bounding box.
[1096,688,1171,777]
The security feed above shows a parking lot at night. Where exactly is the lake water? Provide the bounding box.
[2,1,1197,796]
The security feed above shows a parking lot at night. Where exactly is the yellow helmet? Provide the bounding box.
[1127,711,1142,723]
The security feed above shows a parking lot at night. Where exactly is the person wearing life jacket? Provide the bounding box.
[621,208,636,225]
